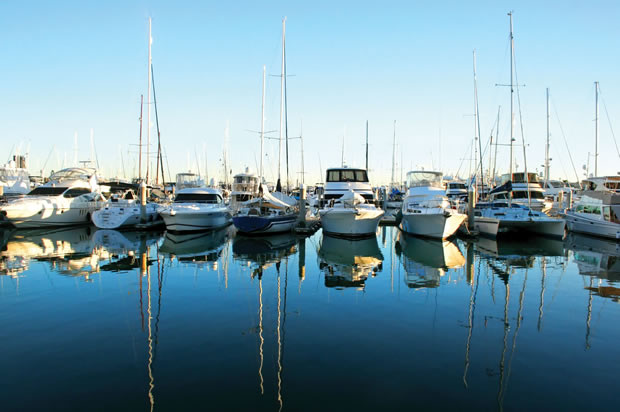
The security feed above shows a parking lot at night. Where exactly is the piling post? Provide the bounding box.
[140,181,147,223]
[298,183,306,225]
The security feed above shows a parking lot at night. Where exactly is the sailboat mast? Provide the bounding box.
[594,81,599,176]
[300,121,305,185]
[391,120,396,185]
[545,88,550,185]
[492,106,500,184]
[365,120,369,171]
[260,65,266,183]
[473,50,484,192]
[508,12,514,178]
[284,24,290,193]
[473,50,479,188]
[139,95,143,180]
[146,17,152,184]
[278,17,286,187]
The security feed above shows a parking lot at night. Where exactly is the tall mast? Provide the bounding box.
[365,120,369,171]
[146,17,152,184]
[260,65,266,183]
[594,81,599,176]
[278,17,286,188]
[391,120,396,185]
[473,50,484,191]
[508,11,514,178]
[491,106,501,184]
[300,121,305,185]
[139,95,143,180]
[545,88,550,185]
[284,21,290,194]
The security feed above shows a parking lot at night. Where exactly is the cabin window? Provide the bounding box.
[28,187,66,196]
[174,193,221,204]
[326,170,368,183]
[603,206,611,221]
[63,188,92,198]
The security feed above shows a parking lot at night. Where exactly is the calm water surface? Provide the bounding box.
[1,225,619,411]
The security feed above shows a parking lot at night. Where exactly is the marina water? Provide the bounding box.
[1,225,618,411]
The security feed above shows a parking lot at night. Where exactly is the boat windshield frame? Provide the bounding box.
[406,171,443,188]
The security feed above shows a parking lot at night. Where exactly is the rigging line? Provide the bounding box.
[598,89,620,160]
[551,101,581,184]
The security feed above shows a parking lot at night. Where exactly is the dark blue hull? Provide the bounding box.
[233,214,297,234]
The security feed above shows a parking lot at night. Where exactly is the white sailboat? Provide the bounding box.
[476,12,564,238]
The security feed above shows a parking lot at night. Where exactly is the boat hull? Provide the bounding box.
[565,211,620,240]
[160,209,231,232]
[400,211,466,239]
[474,216,500,237]
[498,218,566,238]
[232,214,297,234]
[0,200,101,228]
[319,208,384,237]
[92,204,160,230]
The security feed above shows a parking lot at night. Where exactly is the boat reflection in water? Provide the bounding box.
[92,229,162,255]
[475,234,564,268]
[0,226,108,279]
[233,233,297,276]
[565,232,620,301]
[160,226,232,267]
[318,234,383,289]
[395,232,465,289]
[91,229,163,272]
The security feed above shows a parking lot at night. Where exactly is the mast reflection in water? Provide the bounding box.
[1,226,619,411]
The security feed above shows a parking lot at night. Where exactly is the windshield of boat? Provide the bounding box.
[50,168,92,182]
[174,193,221,204]
[28,187,66,196]
[326,169,368,183]
[407,172,442,188]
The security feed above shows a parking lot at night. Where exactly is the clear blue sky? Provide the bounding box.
[1,0,618,185]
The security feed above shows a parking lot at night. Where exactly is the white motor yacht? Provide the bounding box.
[0,168,105,228]
[159,187,231,232]
[0,155,30,197]
[399,171,466,239]
[565,191,619,240]
[319,189,384,237]
[230,170,259,212]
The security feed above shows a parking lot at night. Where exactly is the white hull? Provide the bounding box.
[320,207,384,237]
[499,218,565,238]
[1,199,102,228]
[565,211,620,240]
[91,203,160,229]
[400,211,466,239]
[160,208,231,232]
[474,216,500,237]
